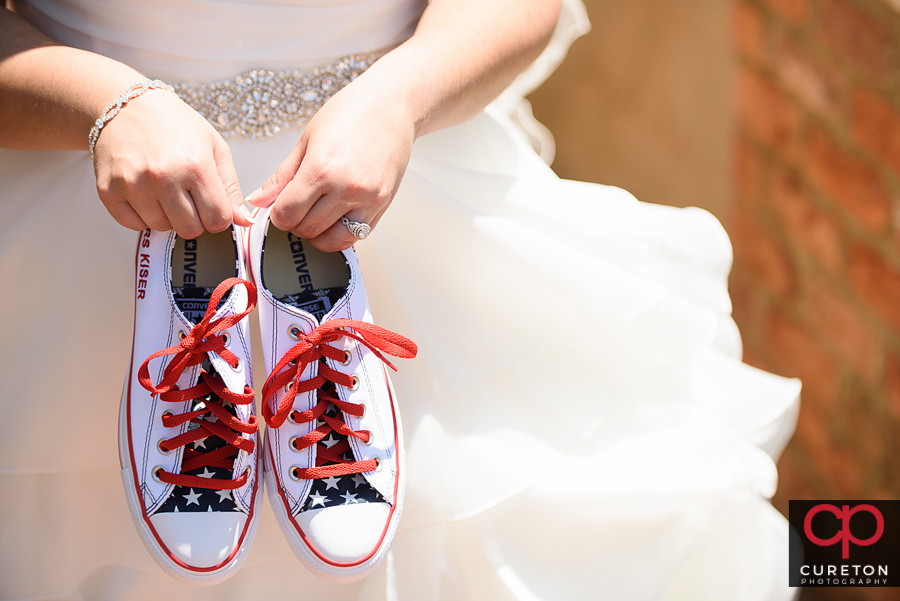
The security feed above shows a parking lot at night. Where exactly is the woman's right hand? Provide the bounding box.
[91,89,252,239]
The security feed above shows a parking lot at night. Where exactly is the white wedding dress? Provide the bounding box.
[0,0,800,599]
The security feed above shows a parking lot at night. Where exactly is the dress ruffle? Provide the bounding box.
[0,1,798,599]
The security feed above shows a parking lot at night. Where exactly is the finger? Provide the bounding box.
[124,186,174,233]
[290,190,352,240]
[212,139,253,227]
[186,160,236,234]
[160,189,207,240]
[305,205,385,253]
[267,157,330,232]
[99,193,150,232]
[245,136,308,208]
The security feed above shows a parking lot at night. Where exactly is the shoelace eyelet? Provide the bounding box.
[371,457,382,473]
[289,465,303,481]
[289,436,301,451]
[349,375,359,391]
[221,331,231,346]
[362,430,374,446]
[288,410,301,425]
[340,350,352,367]
[151,466,164,482]
[229,357,242,372]
[157,438,172,455]
[161,410,174,423]
[288,324,303,340]
[177,330,186,341]
[285,380,294,394]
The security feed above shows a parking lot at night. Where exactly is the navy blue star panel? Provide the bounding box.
[299,400,386,512]
[173,285,225,325]
[157,363,241,514]
[279,287,346,322]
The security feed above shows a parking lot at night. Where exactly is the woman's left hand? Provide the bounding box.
[245,73,415,251]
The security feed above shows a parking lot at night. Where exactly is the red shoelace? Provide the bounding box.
[262,319,417,479]
[138,277,258,491]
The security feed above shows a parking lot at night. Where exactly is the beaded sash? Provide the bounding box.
[174,52,383,139]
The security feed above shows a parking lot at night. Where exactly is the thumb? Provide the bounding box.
[213,139,253,227]
[245,137,308,208]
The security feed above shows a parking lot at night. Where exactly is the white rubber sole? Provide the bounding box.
[264,377,406,583]
[118,381,262,586]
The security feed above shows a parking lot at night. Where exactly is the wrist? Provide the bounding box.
[88,80,178,160]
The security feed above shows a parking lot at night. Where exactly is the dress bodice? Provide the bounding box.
[12,0,427,81]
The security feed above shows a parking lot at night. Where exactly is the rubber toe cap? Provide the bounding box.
[296,502,392,563]
[149,511,248,569]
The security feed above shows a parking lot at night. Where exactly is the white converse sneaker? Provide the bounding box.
[247,208,416,582]
[120,227,261,585]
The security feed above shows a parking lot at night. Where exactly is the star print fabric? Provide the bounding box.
[156,365,240,514]
[299,401,385,512]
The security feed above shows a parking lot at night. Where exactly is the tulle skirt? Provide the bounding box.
[0,97,799,599]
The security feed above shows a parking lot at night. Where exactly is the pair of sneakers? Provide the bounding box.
[119,208,416,585]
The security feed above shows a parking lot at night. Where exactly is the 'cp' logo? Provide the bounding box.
[804,504,884,559]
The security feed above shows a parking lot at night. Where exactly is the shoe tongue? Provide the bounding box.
[279,286,346,321]
[171,285,244,394]
[172,285,229,325]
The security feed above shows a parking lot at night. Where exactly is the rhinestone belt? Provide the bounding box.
[174,52,384,139]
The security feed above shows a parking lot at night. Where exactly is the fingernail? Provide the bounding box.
[239,203,254,222]
[244,187,262,203]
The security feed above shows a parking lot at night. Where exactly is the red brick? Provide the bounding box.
[793,405,862,497]
[818,0,892,78]
[771,168,844,272]
[734,136,768,205]
[805,126,892,233]
[776,36,845,119]
[802,280,881,381]
[736,66,802,154]
[766,309,838,406]
[733,1,768,65]
[852,87,900,177]
[849,243,900,332]
[731,208,795,297]
[772,450,825,509]
[759,0,810,24]
[884,352,900,420]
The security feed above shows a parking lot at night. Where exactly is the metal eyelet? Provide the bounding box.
[157,439,172,455]
[349,376,359,391]
[151,466,165,482]
[242,467,251,479]
[221,331,231,346]
[288,411,300,425]
[288,324,303,340]
[289,436,302,452]
[362,430,374,446]
[289,466,303,481]
[341,351,352,367]
[372,457,383,473]
[284,381,294,394]
[161,410,174,423]
[229,358,242,372]
[178,330,186,341]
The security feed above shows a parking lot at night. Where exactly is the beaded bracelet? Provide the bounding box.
[88,79,177,161]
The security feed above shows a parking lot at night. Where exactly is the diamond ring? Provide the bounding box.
[341,217,371,240]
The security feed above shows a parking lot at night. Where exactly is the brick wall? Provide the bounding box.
[731,2,900,597]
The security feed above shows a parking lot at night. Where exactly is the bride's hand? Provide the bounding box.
[245,75,416,251]
[92,90,252,238]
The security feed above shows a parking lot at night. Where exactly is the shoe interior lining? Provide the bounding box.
[170,231,237,324]
[261,228,349,321]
